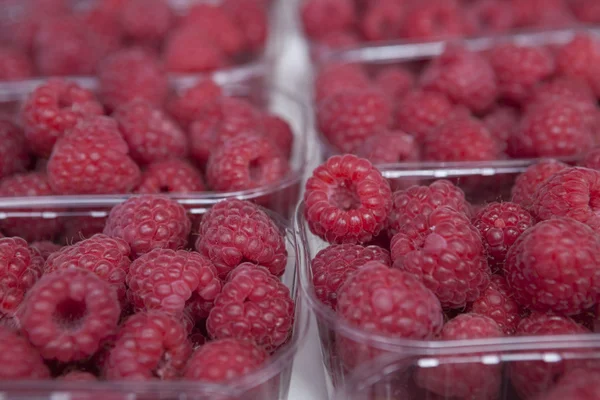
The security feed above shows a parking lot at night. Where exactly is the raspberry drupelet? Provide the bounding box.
[0,326,50,379]
[511,159,568,211]
[467,275,522,335]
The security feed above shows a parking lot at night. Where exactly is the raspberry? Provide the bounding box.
[510,0,573,28]
[98,48,168,111]
[509,99,594,158]
[482,106,519,149]
[360,0,405,41]
[505,217,600,315]
[583,148,600,170]
[401,0,471,39]
[0,237,44,316]
[316,31,360,50]
[570,0,600,23]
[262,114,294,158]
[356,130,420,164]
[387,179,471,237]
[47,116,141,195]
[195,199,287,278]
[421,47,498,113]
[0,326,49,379]
[556,34,600,98]
[423,116,501,162]
[468,0,515,33]
[510,312,589,399]
[166,79,222,129]
[164,26,226,73]
[113,100,188,165]
[136,159,205,194]
[222,0,269,53]
[304,154,393,244]
[206,134,289,192]
[0,120,29,180]
[0,172,62,242]
[373,66,415,103]
[489,44,556,104]
[314,63,370,104]
[45,234,132,304]
[62,216,107,244]
[391,207,490,309]
[22,79,104,157]
[301,0,356,40]
[118,0,173,42]
[0,47,33,81]
[394,89,457,142]
[60,371,97,381]
[104,195,191,257]
[511,159,569,211]
[18,268,120,362]
[207,264,294,352]
[29,241,61,260]
[538,369,600,400]
[105,311,192,380]
[467,275,521,335]
[184,338,268,382]
[472,201,535,267]
[311,244,391,309]
[415,314,503,399]
[317,88,392,153]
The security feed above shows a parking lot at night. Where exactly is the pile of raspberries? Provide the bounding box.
[315,33,600,164]
[301,0,599,47]
[0,0,269,80]
[0,195,295,385]
[305,153,600,399]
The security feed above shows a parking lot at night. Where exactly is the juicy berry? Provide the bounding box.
[467,275,522,335]
[511,159,568,211]
[136,159,206,194]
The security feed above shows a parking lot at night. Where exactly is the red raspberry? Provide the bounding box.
[401,0,471,39]
[505,217,600,315]
[0,47,33,81]
[0,172,62,242]
[206,134,289,192]
[221,0,269,53]
[164,26,226,73]
[468,0,515,33]
[360,0,405,41]
[357,130,420,164]
[557,35,600,98]
[104,195,191,257]
[22,79,104,157]
[317,88,392,154]
[47,116,141,195]
[482,106,519,149]
[0,120,29,180]
[510,0,573,28]
[304,154,393,244]
[60,371,97,381]
[0,237,44,316]
[29,241,61,260]
[136,159,205,194]
[387,179,471,237]
[105,311,192,380]
[98,48,168,111]
[510,312,589,399]
[18,268,120,362]
[62,216,107,244]
[82,6,124,57]
[570,0,600,23]
[415,314,503,399]
[0,326,49,379]
[421,47,498,113]
[489,44,556,104]
[472,201,535,268]
[301,0,356,40]
[311,244,391,309]
[195,199,287,278]
[207,264,294,352]
[395,89,456,143]
[467,275,521,335]
[391,207,490,309]
[315,31,360,50]
[262,114,294,158]
[166,79,222,129]
[511,159,569,211]
[373,66,415,103]
[113,100,188,165]
[45,234,132,304]
[538,369,600,400]
[184,338,268,382]
[314,63,370,104]
[118,0,173,42]
[583,148,600,170]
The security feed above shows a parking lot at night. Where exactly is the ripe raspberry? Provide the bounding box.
[356,130,420,165]
[105,311,192,380]
[164,26,226,73]
[505,217,600,315]
[468,0,515,33]
[511,159,569,210]
[45,234,132,304]
[360,0,405,41]
[415,314,503,399]
[311,244,391,309]
[184,338,268,382]
[510,0,573,28]
[537,369,600,400]
[0,120,28,179]
[301,0,356,40]
[136,159,205,194]
[22,79,104,157]
[570,0,600,23]
[221,0,269,53]
[373,66,415,103]
[467,275,521,335]
[118,0,173,42]
[421,47,498,113]
[262,114,294,158]
[206,134,289,192]
[401,0,471,39]
[489,44,556,104]
[207,264,294,352]
[556,34,600,98]
[317,88,392,153]
[316,31,360,50]
[482,106,519,149]
[166,79,222,129]
[510,312,589,399]
[47,117,141,195]
[29,241,61,260]
[98,48,168,111]
[195,199,287,278]
[387,179,471,237]
[583,148,600,170]
[0,47,33,81]
[104,195,191,257]
[304,154,393,244]
[18,268,120,362]
[0,326,49,379]
[113,100,188,165]
[472,201,535,267]
[314,63,370,104]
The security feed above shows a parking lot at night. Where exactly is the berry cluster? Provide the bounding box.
[305,153,600,398]
[0,195,295,384]
[315,34,600,164]
[0,0,269,80]
[301,0,593,48]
